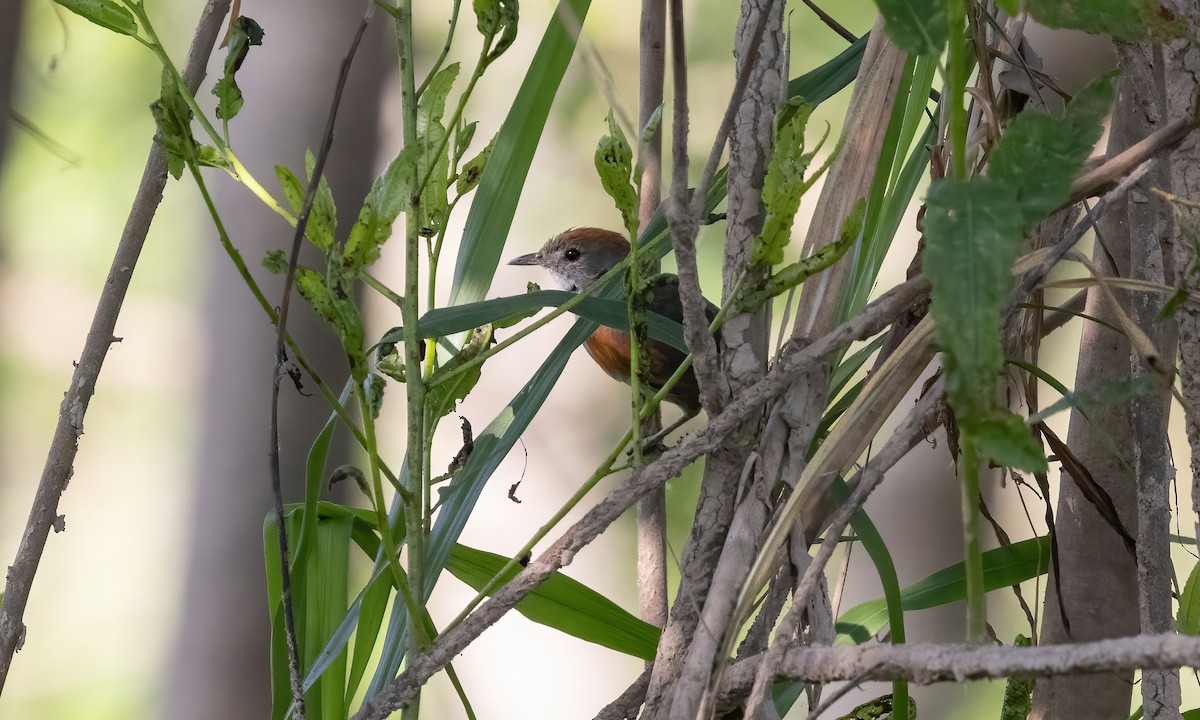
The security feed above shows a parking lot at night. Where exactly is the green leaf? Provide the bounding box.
[212,16,265,121]
[448,0,592,308]
[416,64,459,238]
[418,289,688,353]
[966,412,1048,474]
[754,102,815,265]
[428,325,493,420]
[196,145,229,170]
[990,76,1113,228]
[1025,0,1185,41]
[275,165,305,214]
[53,0,138,37]
[263,249,288,274]
[1001,635,1034,720]
[305,150,337,251]
[836,536,1051,645]
[924,177,1023,423]
[594,109,639,239]
[446,544,660,660]
[150,68,196,180]
[345,145,416,268]
[457,133,496,196]
[1178,559,1200,634]
[872,0,948,55]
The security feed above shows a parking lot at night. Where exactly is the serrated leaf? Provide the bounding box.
[595,109,639,239]
[53,0,138,37]
[305,149,337,251]
[346,145,417,268]
[836,536,1051,645]
[276,165,305,214]
[1025,0,1185,41]
[1178,559,1200,634]
[417,122,451,238]
[965,412,1048,473]
[212,16,265,121]
[755,103,815,265]
[457,133,496,196]
[419,64,460,129]
[263,249,288,274]
[446,544,660,660]
[872,0,948,55]
[151,69,195,180]
[990,76,1113,228]
[428,326,493,420]
[924,177,1024,423]
[363,373,386,420]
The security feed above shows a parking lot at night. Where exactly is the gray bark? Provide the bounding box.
[642,1,783,714]
[1031,45,1168,720]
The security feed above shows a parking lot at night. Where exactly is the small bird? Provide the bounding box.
[508,227,717,444]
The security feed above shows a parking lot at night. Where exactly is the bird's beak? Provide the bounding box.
[507,252,541,266]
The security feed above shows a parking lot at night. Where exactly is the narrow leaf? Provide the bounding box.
[53,0,138,37]
[836,536,1051,645]
[446,544,660,660]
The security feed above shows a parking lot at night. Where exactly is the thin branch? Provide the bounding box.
[798,0,857,43]
[268,5,374,714]
[719,633,1200,691]
[0,0,233,694]
[636,0,670,629]
[1067,110,1198,207]
[349,276,930,720]
[594,667,653,720]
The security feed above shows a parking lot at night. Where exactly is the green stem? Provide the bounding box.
[945,0,969,179]
[960,432,986,643]
[395,5,427,718]
[626,241,645,463]
[357,383,413,602]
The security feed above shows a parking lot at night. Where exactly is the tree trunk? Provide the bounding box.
[1031,40,1177,720]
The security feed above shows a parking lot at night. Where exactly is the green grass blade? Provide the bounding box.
[835,535,1051,645]
[446,544,660,659]
[418,290,688,352]
[448,0,592,307]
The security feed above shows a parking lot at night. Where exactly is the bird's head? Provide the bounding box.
[507,227,630,292]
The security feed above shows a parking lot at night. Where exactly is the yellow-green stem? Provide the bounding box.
[960,433,986,643]
[945,0,969,179]
[395,7,427,720]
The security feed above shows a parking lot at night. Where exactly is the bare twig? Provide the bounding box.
[719,633,1200,692]
[0,0,233,694]
[1067,111,1198,207]
[636,0,669,630]
[349,277,930,720]
[799,0,857,43]
[594,667,653,720]
[267,5,374,714]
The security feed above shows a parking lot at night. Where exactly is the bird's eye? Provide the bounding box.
[564,248,580,262]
